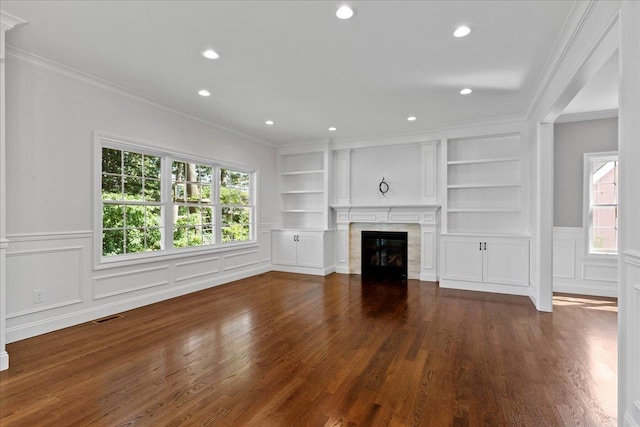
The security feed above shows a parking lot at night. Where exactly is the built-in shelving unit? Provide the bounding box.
[445,133,525,235]
[278,150,328,230]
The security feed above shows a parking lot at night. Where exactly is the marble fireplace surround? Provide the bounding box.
[332,205,440,281]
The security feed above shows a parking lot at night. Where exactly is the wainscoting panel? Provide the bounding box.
[552,227,618,297]
[94,266,170,300]
[634,283,640,417]
[6,246,83,317]
[223,250,260,271]
[175,257,220,283]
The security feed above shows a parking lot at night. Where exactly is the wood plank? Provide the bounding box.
[0,273,617,426]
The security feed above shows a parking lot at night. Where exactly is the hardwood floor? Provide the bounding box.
[0,272,617,426]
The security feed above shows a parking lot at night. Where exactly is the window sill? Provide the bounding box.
[584,251,619,262]
[94,240,258,271]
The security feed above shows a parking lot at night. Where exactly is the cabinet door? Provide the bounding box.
[295,232,324,268]
[483,238,529,286]
[271,231,297,266]
[441,237,483,282]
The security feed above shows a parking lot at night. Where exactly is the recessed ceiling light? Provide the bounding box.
[265,120,275,125]
[460,88,473,95]
[454,26,471,38]
[329,127,337,132]
[198,89,210,97]
[407,116,417,121]
[336,5,356,20]
[201,49,220,59]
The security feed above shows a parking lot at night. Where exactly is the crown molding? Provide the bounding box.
[555,108,618,123]
[524,0,598,120]
[4,46,275,148]
[0,11,26,32]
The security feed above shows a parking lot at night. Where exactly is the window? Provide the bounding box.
[97,135,255,261]
[172,161,215,248]
[101,147,163,256]
[220,168,252,242]
[584,152,618,254]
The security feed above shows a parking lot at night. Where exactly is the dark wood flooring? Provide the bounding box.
[0,272,617,426]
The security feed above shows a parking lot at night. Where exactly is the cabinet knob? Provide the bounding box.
[484,242,487,251]
[479,242,482,251]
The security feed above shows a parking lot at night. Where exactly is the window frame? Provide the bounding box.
[94,133,258,269]
[583,151,619,257]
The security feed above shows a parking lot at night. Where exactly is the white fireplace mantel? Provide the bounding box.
[331,204,440,281]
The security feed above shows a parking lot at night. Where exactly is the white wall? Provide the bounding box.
[4,53,277,343]
[554,117,618,227]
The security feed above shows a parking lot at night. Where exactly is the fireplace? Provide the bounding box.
[361,231,408,279]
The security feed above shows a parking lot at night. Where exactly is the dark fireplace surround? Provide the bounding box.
[361,231,408,279]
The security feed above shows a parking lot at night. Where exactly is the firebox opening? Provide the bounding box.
[361,231,408,280]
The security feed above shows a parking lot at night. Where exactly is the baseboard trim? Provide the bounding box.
[419,273,438,282]
[0,351,8,371]
[271,265,335,276]
[439,279,530,297]
[6,265,272,344]
[553,281,618,297]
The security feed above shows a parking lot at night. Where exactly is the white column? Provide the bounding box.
[334,208,350,274]
[0,10,26,371]
[618,2,640,425]
[333,149,351,206]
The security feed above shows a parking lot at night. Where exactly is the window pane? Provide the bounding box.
[201,207,213,225]
[197,165,212,182]
[222,207,250,225]
[185,183,202,203]
[103,204,124,228]
[145,178,161,202]
[172,161,186,182]
[124,152,143,176]
[146,206,162,227]
[102,175,122,200]
[147,227,162,251]
[173,183,186,202]
[592,206,618,251]
[102,148,122,174]
[222,225,250,243]
[143,155,161,179]
[125,228,145,253]
[201,185,212,202]
[103,229,124,256]
[126,205,145,228]
[124,177,143,200]
[202,225,214,245]
[220,187,250,205]
[221,169,249,189]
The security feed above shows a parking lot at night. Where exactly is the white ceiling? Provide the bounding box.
[2,1,578,146]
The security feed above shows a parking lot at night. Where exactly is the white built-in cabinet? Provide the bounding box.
[272,147,334,275]
[440,236,529,291]
[441,132,530,293]
[272,230,327,269]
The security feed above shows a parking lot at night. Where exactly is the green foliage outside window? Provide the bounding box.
[101,146,254,257]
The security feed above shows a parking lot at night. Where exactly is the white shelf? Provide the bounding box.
[447,157,521,165]
[280,169,324,176]
[447,183,521,189]
[448,208,522,213]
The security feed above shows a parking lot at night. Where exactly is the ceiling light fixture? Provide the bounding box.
[336,5,355,20]
[329,127,337,132]
[265,120,275,125]
[201,49,220,59]
[460,88,473,95]
[453,26,471,38]
[198,89,211,97]
[407,116,417,121]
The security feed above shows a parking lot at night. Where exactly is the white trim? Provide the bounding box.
[0,11,26,32]
[0,351,7,371]
[625,413,640,427]
[93,266,170,300]
[6,299,84,319]
[555,109,618,123]
[6,264,273,343]
[175,257,221,282]
[439,279,530,297]
[271,264,335,276]
[5,47,274,148]
[7,231,93,242]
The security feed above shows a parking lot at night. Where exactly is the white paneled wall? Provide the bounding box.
[552,227,618,297]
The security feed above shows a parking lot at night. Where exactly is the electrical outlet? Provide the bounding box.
[33,289,45,304]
